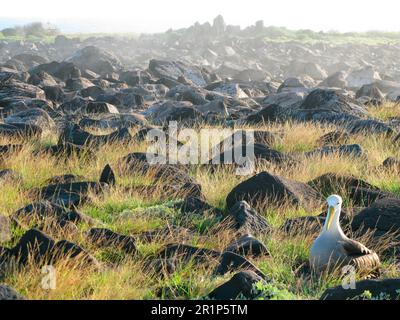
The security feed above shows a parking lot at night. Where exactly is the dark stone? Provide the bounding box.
[58,123,132,147]
[305,144,366,159]
[0,123,42,139]
[349,187,397,206]
[87,228,136,254]
[245,104,281,124]
[226,171,321,210]
[214,251,266,278]
[226,201,271,235]
[99,164,116,186]
[31,61,78,81]
[0,144,23,158]
[85,101,119,114]
[60,97,89,114]
[178,197,223,216]
[35,181,108,207]
[0,285,25,300]
[51,240,99,268]
[0,169,22,183]
[207,271,264,300]
[57,123,92,146]
[224,234,269,258]
[164,106,203,124]
[320,279,400,300]
[147,258,177,275]
[349,119,394,136]
[118,153,202,198]
[282,216,325,235]
[155,244,220,264]
[297,89,367,121]
[356,84,384,100]
[351,198,400,239]
[39,142,95,160]
[46,174,82,185]
[317,131,349,146]
[148,59,206,86]
[308,172,378,197]
[178,89,208,105]
[43,85,65,103]
[211,143,295,166]
[80,86,105,99]
[68,46,122,75]
[382,157,400,170]
[10,229,55,265]
[117,152,167,172]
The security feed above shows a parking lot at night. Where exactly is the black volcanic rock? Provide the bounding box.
[207,270,264,300]
[226,171,321,210]
[321,279,400,300]
[224,234,269,258]
[214,251,266,277]
[226,201,271,235]
[351,198,400,239]
[0,285,26,300]
[87,228,136,254]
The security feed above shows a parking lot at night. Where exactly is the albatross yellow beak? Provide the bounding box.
[326,206,335,231]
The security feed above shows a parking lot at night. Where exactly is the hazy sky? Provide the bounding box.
[1,0,400,33]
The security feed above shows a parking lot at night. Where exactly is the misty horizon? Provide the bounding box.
[1,0,400,34]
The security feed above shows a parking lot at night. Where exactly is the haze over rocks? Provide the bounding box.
[0,16,400,301]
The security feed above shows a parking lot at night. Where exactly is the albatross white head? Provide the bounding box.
[323,195,343,235]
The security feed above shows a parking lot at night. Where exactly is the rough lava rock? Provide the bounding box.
[226,171,321,210]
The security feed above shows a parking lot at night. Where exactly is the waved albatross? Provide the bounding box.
[310,195,380,274]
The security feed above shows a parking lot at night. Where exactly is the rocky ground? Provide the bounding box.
[1,16,400,300]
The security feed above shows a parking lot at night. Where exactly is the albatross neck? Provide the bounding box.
[323,205,344,236]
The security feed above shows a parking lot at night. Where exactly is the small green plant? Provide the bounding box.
[252,281,297,300]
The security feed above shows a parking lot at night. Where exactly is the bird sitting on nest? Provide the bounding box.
[310,195,380,275]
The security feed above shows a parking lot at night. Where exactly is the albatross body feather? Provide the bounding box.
[310,195,380,274]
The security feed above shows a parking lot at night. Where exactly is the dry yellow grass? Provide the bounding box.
[1,117,400,300]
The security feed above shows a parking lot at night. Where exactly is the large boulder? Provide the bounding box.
[346,67,381,88]
[84,101,119,115]
[32,61,79,81]
[224,234,269,258]
[286,61,327,80]
[5,108,55,132]
[320,71,348,88]
[207,271,264,300]
[305,144,366,159]
[206,82,248,99]
[277,77,307,93]
[226,171,321,210]
[0,80,46,101]
[320,279,400,300]
[87,228,136,254]
[308,173,378,197]
[261,91,306,109]
[65,77,94,91]
[245,104,282,124]
[58,123,132,147]
[0,123,43,139]
[226,201,271,235]
[0,285,25,300]
[143,101,203,125]
[293,89,367,122]
[351,198,400,239]
[148,59,206,87]
[68,46,122,75]
[28,71,58,87]
[356,83,385,100]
